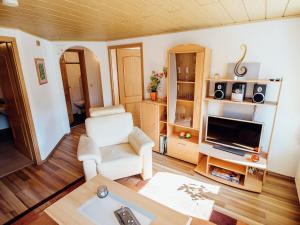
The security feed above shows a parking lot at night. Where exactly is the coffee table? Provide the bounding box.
[45,175,193,225]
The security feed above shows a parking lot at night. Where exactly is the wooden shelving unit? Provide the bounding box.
[141,99,167,153]
[166,44,211,164]
[194,72,283,193]
[140,44,282,193]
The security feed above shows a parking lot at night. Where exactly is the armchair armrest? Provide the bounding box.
[77,135,102,164]
[129,127,154,156]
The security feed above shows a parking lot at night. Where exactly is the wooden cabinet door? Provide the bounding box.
[117,49,143,127]
[167,136,199,164]
[193,52,204,130]
[140,102,159,152]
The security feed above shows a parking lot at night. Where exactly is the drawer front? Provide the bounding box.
[167,137,199,164]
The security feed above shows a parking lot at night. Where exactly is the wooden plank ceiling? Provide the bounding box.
[0,0,299,41]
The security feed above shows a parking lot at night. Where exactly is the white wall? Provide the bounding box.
[107,18,300,177]
[0,28,69,159]
[0,29,112,160]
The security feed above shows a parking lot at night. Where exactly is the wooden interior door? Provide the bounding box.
[117,48,143,127]
[0,42,32,159]
[60,56,74,124]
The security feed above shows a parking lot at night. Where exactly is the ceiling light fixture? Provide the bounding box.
[2,0,19,7]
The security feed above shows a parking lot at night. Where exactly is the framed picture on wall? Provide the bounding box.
[34,58,48,85]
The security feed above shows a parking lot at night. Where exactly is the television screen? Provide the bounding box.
[206,116,263,152]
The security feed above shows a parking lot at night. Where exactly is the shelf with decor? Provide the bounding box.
[169,130,199,145]
[198,143,267,169]
[204,96,277,106]
[205,77,282,84]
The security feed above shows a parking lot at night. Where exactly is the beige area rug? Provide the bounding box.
[139,172,220,221]
[0,142,32,178]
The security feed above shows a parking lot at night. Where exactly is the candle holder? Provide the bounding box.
[97,185,109,198]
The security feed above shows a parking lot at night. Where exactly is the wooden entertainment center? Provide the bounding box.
[141,44,282,193]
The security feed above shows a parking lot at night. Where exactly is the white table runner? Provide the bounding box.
[78,192,154,225]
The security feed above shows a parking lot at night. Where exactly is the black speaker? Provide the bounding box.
[252,84,266,103]
[214,83,227,100]
[231,83,247,102]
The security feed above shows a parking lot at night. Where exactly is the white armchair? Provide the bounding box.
[77,112,154,181]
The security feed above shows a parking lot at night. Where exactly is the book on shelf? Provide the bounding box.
[211,167,241,184]
[159,135,167,155]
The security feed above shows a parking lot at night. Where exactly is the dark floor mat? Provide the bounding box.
[70,113,86,127]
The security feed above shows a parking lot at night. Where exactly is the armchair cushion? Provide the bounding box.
[98,143,142,180]
[129,127,155,156]
[77,135,102,164]
[85,112,133,147]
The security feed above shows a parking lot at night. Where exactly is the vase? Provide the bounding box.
[150,92,157,101]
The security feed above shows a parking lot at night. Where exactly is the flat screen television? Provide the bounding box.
[205,116,263,153]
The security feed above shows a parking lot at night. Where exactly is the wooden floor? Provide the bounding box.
[0,126,84,224]
[0,140,32,178]
[0,124,299,225]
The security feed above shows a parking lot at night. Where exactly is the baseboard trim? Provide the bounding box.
[267,171,294,181]
[38,132,70,165]
[296,178,300,203]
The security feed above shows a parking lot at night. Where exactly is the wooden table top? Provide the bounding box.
[45,175,193,225]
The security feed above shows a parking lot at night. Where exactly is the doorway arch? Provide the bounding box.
[59,46,104,126]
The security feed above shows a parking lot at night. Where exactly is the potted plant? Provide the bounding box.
[148,71,164,101]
